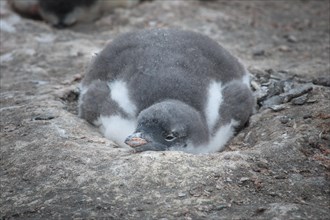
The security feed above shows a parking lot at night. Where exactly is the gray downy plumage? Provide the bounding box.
[8,0,140,28]
[79,29,254,154]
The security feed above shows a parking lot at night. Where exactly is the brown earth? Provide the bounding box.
[0,0,329,219]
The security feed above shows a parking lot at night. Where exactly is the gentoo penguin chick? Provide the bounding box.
[7,0,140,27]
[79,29,254,153]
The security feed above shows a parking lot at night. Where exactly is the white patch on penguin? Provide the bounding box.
[93,117,102,127]
[108,80,137,117]
[77,84,88,117]
[242,72,251,87]
[183,119,238,154]
[79,84,88,96]
[206,119,238,153]
[205,81,223,132]
[98,115,136,148]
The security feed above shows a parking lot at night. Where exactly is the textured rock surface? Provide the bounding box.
[1,0,329,219]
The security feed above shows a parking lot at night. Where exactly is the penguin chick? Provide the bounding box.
[7,0,140,28]
[79,29,255,153]
[125,100,209,152]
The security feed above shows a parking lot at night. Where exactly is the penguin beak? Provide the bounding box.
[125,132,149,147]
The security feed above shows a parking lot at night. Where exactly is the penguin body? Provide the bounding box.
[79,29,254,153]
[8,0,140,27]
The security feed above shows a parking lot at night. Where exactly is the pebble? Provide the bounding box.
[303,114,312,119]
[239,177,250,182]
[279,116,290,124]
[306,99,317,104]
[250,80,261,91]
[253,49,266,56]
[262,96,284,108]
[283,80,295,92]
[312,77,330,87]
[215,204,228,210]
[255,87,269,104]
[291,94,308,105]
[267,80,285,97]
[278,45,291,52]
[178,192,186,197]
[268,104,287,112]
[284,34,297,43]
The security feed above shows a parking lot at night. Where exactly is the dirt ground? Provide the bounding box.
[0,0,329,219]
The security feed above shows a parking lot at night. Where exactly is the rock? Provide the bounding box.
[262,96,284,108]
[268,104,288,112]
[284,34,298,43]
[278,45,291,52]
[313,77,330,87]
[253,49,266,56]
[280,83,313,102]
[239,177,250,183]
[279,116,290,124]
[267,80,285,97]
[291,94,308,105]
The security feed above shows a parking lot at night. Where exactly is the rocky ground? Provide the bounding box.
[1,0,329,219]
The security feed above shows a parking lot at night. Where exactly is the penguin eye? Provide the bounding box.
[165,133,176,142]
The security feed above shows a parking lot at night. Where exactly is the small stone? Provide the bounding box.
[279,116,290,124]
[278,45,290,52]
[291,94,308,105]
[214,204,228,210]
[284,34,297,43]
[262,96,284,108]
[250,80,261,91]
[255,87,269,104]
[189,187,202,197]
[239,177,250,182]
[312,77,330,87]
[225,177,232,182]
[267,80,285,97]
[224,154,231,160]
[306,99,317,104]
[178,192,186,197]
[303,114,312,119]
[253,49,266,56]
[283,80,295,92]
[215,184,222,190]
[268,104,287,112]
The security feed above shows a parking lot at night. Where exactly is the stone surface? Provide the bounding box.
[1,0,329,219]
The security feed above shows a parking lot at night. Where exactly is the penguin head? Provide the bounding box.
[38,0,99,28]
[125,100,209,152]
